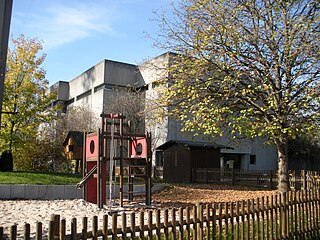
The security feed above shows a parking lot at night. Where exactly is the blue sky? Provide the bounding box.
[10,0,176,85]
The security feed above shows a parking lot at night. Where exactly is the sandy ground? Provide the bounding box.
[0,184,277,238]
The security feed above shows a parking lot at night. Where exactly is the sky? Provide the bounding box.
[9,0,176,85]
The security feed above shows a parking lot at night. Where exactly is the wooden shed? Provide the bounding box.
[156,140,230,183]
[63,131,84,174]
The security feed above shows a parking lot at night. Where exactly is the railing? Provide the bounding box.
[289,169,320,190]
[192,168,275,189]
[192,168,320,190]
[1,189,320,239]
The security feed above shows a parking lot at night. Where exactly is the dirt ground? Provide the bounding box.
[150,184,278,208]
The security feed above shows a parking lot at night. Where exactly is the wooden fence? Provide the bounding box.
[1,189,320,239]
[192,168,320,190]
[289,170,320,190]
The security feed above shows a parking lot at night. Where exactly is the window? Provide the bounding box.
[94,83,113,92]
[136,143,143,156]
[222,154,241,169]
[155,150,164,166]
[65,98,75,106]
[76,90,91,100]
[250,155,256,165]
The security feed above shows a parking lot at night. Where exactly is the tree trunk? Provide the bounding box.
[8,121,14,152]
[276,138,290,193]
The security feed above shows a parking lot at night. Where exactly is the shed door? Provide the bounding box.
[172,150,190,183]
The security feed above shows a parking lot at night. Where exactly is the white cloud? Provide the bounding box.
[15,2,123,49]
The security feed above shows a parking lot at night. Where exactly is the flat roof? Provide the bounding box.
[156,140,233,150]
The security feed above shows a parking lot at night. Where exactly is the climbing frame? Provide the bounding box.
[78,113,152,209]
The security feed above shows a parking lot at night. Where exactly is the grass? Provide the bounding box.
[0,171,82,185]
[0,171,163,185]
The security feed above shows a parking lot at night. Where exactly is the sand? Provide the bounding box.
[0,184,277,239]
[0,199,147,239]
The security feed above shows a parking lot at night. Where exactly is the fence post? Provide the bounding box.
[112,213,117,240]
[92,216,98,240]
[50,214,60,239]
[24,223,30,240]
[193,205,198,240]
[103,215,108,239]
[171,208,177,240]
[302,170,307,190]
[290,170,294,191]
[122,212,127,240]
[192,168,195,183]
[268,170,273,190]
[71,218,77,240]
[60,219,66,240]
[281,193,288,238]
[10,225,17,240]
[196,203,204,240]
[36,222,42,240]
[48,221,55,240]
[231,169,235,186]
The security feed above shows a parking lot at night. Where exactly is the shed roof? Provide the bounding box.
[63,131,84,146]
[156,140,233,150]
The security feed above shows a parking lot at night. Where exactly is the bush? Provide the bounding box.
[0,150,13,172]
[14,139,69,172]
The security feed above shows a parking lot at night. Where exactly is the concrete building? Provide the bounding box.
[50,53,278,173]
[49,60,144,115]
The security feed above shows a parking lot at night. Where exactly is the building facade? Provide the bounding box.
[50,53,278,172]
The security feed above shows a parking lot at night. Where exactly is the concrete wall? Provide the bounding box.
[142,53,171,162]
[69,60,105,99]
[249,138,278,170]
[104,60,144,87]
[0,184,165,200]
[139,52,170,85]
[49,81,69,101]
[65,60,145,116]
[0,185,83,200]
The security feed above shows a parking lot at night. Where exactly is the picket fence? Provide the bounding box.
[1,189,320,239]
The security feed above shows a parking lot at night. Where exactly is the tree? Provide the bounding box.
[14,138,66,172]
[15,106,99,172]
[38,106,99,172]
[43,106,99,141]
[1,35,56,162]
[104,88,146,133]
[153,0,320,192]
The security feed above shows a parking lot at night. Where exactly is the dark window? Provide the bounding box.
[250,155,256,165]
[90,140,95,154]
[222,154,241,169]
[155,150,164,166]
[94,83,114,92]
[68,145,74,152]
[136,143,143,156]
[65,98,75,106]
[77,90,91,100]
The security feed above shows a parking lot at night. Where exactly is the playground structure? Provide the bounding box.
[77,113,152,209]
